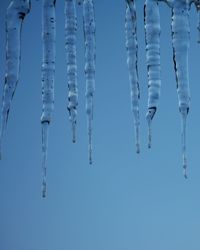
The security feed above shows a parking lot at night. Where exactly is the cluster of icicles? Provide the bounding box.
[0,0,200,197]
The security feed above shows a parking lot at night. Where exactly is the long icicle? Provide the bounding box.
[41,0,56,198]
[83,0,96,164]
[171,1,191,178]
[0,0,31,159]
[65,0,78,143]
[144,0,161,148]
[125,0,140,153]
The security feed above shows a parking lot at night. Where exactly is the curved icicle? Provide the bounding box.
[171,1,190,178]
[41,0,56,198]
[0,0,31,159]
[144,0,161,148]
[83,0,96,164]
[65,0,78,143]
[125,1,140,154]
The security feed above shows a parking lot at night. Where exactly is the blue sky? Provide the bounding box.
[1,1,200,250]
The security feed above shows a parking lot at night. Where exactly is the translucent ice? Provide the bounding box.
[125,0,140,153]
[0,0,31,159]
[41,0,56,197]
[83,0,96,164]
[65,0,78,143]
[144,0,161,148]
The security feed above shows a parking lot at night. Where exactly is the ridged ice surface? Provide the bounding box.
[41,0,56,197]
[0,0,31,159]
[65,0,78,143]
[125,1,140,154]
[83,0,96,164]
[144,0,161,148]
[171,0,191,178]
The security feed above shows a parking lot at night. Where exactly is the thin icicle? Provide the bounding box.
[195,0,200,42]
[125,1,140,154]
[144,0,161,148]
[41,0,56,198]
[83,0,96,164]
[0,0,31,159]
[171,1,191,178]
[65,0,78,143]
[181,109,187,178]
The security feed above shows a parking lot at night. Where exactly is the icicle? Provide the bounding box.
[181,108,187,178]
[125,1,140,153]
[41,0,56,197]
[144,0,161,148]
[171,1,190,178]
[195,0,200,42]
[0,0,31,159]
[83,0,96,164]
[65,0,78,143]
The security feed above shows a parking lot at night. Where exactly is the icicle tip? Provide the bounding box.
[136,143,140,154]
[146,107,156,149]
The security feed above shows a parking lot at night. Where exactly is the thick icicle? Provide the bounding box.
[41,0,56,197]
[0,0,31,159]
[65,0,78,143]
[83,0,96,164]
[144,0,161,148]
[171,1,191,178]
[125,1,140,153]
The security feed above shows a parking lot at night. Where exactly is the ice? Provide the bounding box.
[83,0,96,164]
[41,0,56,197]
[0,0,31,159]
[65,0,78,143]
[125,0,140,153]
[144,0,161,148]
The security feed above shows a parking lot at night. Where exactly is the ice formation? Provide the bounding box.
[144,0,161,149]
[144,0,200,177]
[65,0,78,143]
[41,0,56,197]
[2,0,200,196]
[83,0,96,164]
[125,0,140,153]
[0,0,31,159]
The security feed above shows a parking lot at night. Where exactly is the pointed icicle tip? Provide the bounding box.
[135,125,140,154]
[41,121,49,198]
[180,107,188,180]
[72,123,76,143]
[146,107,156,149]
[89,132,92,165]
[42,180,47,198]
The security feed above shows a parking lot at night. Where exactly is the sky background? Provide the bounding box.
[1,0,200,250]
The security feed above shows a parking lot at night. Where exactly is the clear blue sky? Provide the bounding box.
[1,1,200,250]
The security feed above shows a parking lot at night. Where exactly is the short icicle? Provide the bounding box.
[41,0,56,197]
[83,0,96,164]
[125,0,140,153]
[144,0,161,148]
[171,1,191,178]
[0,0,31,159]
[65,0,78,143]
